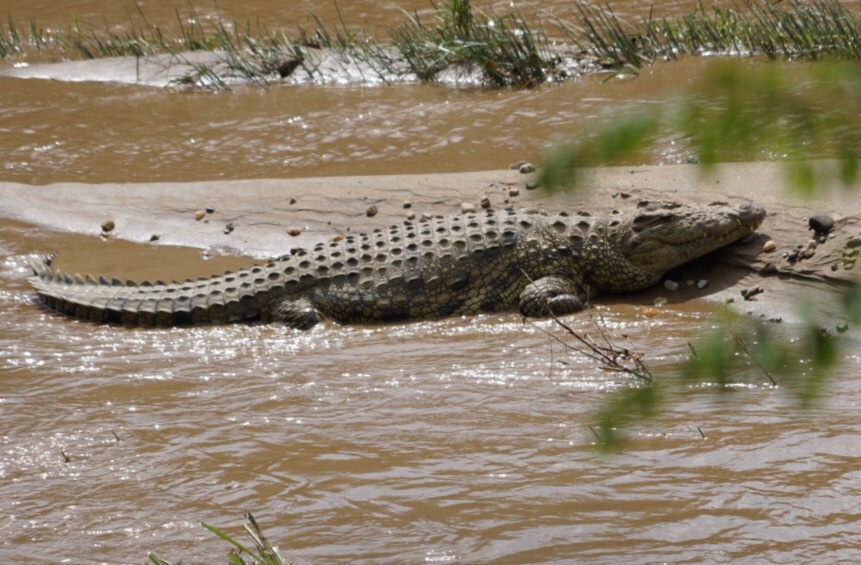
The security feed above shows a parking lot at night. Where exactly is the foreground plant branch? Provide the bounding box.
[538,59,861,446]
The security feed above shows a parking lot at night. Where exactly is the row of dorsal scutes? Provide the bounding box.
[420,208,523,265]
[267,208,530,293]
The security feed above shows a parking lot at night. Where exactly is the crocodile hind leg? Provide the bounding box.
[519,275,587,318]
[274,297,322,330]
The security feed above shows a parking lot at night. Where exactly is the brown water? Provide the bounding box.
[3,1,861,563]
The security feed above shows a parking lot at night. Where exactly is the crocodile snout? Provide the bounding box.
[738,202,766,229]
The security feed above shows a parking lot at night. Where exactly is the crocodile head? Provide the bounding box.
[590,200,766,293]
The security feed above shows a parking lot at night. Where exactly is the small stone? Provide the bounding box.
[653,296,668,307]
[194,210,206,221]
[332,234,344,241]
[223,222,234,235]
[696,279,709,289]
[288,228,302,236]
[277,57,304,78]
[741,286,764,300]
[509,187,520,198]
[289,198,297,205]
[366,205,378,217]
[800,245,816,259]
[461,203,476,213]
[509,160,528,170]
[725,296,735,304]
[663,279,680,292]
[763,240,777,253]
[101,220,115,233]
[149,234,160,242]
[831,263,839,271]
[641,307,660,317]
[808,214,834,234]
[837,322,850,333]
[205,206,215,214]
[525,181,539,190]
[421,213,432,221]
[406,211,416,220]
[480,197,491,209]
[518,162,536,174]
[403,201,412,209]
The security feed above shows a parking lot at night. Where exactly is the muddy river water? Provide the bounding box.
[3,1,861,563]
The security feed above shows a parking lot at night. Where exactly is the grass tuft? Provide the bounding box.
[4,0,861,89]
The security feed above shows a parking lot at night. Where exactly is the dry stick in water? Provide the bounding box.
[529,308,654,384]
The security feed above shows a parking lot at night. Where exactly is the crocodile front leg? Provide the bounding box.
[519,275,588,318]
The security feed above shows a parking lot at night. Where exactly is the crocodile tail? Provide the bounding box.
[27,254,285,326]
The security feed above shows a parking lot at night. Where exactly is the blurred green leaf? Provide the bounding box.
[592,383,662,451]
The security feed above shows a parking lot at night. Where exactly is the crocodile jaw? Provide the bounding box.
[622,200,766,274]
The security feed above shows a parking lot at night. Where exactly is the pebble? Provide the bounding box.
[461,203,476,213]
[525,181,539,190]
[763,240,776,253]
[641,307,660,317]
[741,286,764,300]
[480,197,491,209]
[837,322,850,333]
[194,210,206,221]
[509,187,520,197]
[332,234,344,241]
[205,206,215,214]
[288,228,302,236]
[223,223,234,235]
[799,239,817,260]
[289,198,297,205]
[808,214,834,234]
[406,211,416,220]
[403,201,412,209]
[653,296,668,307]
[366,205,378,217]
[696,279,709,289]
[663,279,680,292]
[518,162,536,174]
[149,234,160,242]
[101,220,115,233]
[277,58,304,78]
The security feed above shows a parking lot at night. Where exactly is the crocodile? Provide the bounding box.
[28,200,765,329]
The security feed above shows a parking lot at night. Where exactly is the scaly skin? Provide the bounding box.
[28,200,766,329]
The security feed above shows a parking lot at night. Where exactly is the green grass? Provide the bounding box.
[147,512,291,565]
[3,0,861,89]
